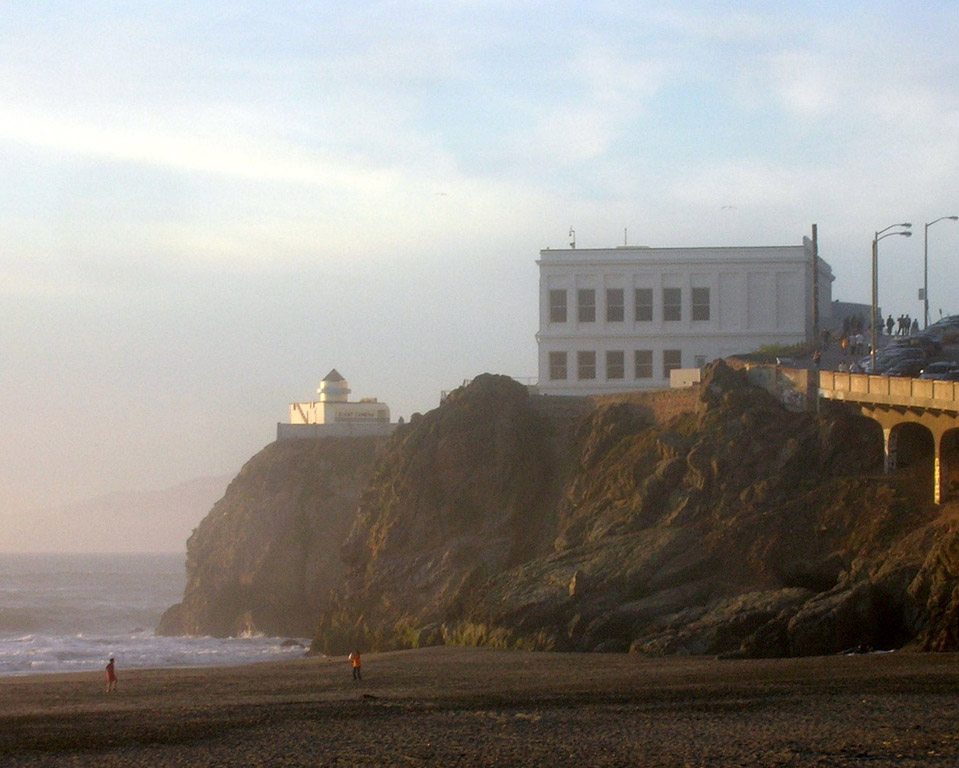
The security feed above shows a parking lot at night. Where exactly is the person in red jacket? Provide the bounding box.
[348,651,362,681]
[105,656,117,693]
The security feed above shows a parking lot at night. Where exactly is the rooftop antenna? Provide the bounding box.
[568,226,576,249]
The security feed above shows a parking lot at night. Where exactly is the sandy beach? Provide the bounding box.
[2,646,959,766]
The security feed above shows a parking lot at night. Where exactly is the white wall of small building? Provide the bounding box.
[288,399,390,425]
[536,240,833,396]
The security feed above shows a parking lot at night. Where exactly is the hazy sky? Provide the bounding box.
[3,2,959,538]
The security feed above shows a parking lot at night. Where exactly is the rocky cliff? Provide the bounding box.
[158,438,382,638]
[313,367,959,657]
[161,365,959,658]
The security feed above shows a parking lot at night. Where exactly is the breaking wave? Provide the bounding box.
[0,553,309,677]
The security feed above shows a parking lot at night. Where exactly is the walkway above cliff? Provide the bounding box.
[819,371,959,414]
[818,370,959,505]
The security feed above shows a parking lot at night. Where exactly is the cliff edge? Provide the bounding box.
[157,437,382,638]
[160,364,959,657]
[314,365,959,657]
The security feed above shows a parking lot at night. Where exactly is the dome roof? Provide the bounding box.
[318,369,350,402]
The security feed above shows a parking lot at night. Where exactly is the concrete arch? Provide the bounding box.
[817,370,959,505]
[886,422,936,505]
[941,428,959,503]
[858,417,885,473]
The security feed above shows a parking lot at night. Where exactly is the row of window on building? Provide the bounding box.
[548,349,708,381]
[549,287,711,324]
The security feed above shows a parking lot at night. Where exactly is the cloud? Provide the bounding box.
[0,107,399,190]
[666,160,811,209]
[513,47,669,166]
[766,50,845,117]
[0,269,89,298]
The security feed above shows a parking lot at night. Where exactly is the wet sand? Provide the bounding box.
[2,646,959,766]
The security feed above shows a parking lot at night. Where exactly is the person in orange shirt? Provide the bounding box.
[348,651,362,681]
[105,656,117,693]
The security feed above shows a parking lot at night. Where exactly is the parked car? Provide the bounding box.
[857,355,879,373]
[884,359,926,378]
[876,348,927,372]
[924,317,959,342]
[918,361,959,379]
[898,335,942,356]
[895,335,940,355]
[927,314,959,331]
[884,347,927,359]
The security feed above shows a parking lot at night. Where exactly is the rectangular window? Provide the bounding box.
[549,290,567,323]
[548,351,567,380]
[663,288,681,321]
[606,288,624,322]
[692,287,710,321]
[634,288,653,322]
[577,351,596,380]
[664,349,682,377]
[635,350,653,379]
[578,289,596,322]
[606,350,624,379]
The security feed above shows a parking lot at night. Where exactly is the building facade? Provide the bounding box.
[277,369,394,439]
[536,238,834,396]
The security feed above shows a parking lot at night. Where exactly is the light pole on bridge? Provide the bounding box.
[871,223,912,373]
[924,216,959,328]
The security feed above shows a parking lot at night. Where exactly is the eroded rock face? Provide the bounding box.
[157,438,382,638]
[164,361,959,658]
[314,374,562,653]
[907,513,959,650]
[312,361,953,657]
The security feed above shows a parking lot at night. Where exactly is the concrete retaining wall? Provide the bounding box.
[277,422,397,440]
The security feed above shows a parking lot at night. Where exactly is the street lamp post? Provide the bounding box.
[924,216,959,328]
[871,223,912,372]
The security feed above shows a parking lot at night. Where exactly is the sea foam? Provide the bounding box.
[0,553,309,677]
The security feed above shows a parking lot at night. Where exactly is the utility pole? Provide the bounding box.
[811,224,819,344]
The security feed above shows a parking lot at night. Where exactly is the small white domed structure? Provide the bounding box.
[280,369,393,439]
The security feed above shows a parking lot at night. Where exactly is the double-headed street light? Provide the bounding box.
[871,223,912,372]
[924,216,959,328]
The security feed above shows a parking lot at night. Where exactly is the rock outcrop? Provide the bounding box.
[162,363,959,658]
[315,374,565,651]
[312,365,953,657]
[157,438,382,638]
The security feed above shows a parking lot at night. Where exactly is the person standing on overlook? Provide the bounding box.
[349,651,362,681]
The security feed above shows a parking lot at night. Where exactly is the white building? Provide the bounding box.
[536,238,834,395]
[278,369,393,439]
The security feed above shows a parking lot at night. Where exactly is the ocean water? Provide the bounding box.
[0,552,311,677]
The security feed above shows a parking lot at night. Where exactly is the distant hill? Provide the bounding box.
[4,476,233,553]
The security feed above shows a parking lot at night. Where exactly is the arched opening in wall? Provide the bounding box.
[856,417,885,474]
[820,408,884,475]
[891,422,936,504]
[940,429,959,503]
